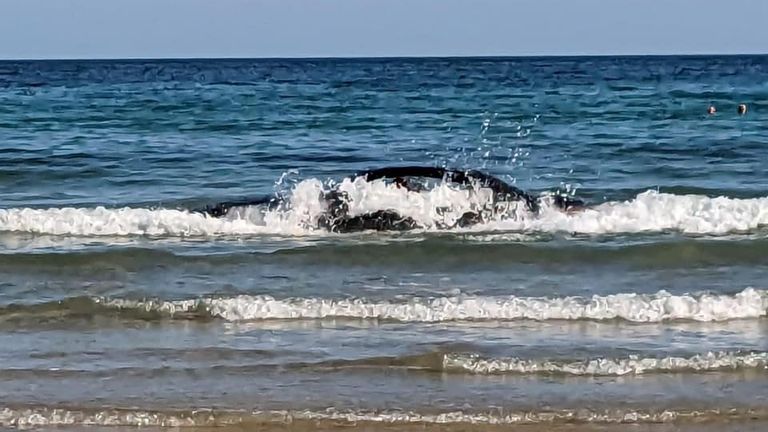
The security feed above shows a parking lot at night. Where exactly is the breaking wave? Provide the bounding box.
[3,349,765,378]
[2,288,764,324]
[1,177,768,237]
[90,287,768,323]
[443,350,768,376]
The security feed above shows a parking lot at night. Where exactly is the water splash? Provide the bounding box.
[1,176,767,237]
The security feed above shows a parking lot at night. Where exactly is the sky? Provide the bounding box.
[0,0,766,59]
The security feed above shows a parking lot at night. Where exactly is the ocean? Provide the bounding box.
[0,56,767,431]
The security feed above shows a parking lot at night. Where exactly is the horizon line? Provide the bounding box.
[1,52,767,62]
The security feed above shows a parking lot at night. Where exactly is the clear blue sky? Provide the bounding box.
[1,0,766,59]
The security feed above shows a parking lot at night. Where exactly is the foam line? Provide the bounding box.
[443,351,768,375]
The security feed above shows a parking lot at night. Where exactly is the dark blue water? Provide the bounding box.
[0,56,767,430]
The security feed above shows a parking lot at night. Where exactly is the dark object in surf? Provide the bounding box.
[195,166,586,232]
[737,104,747,115]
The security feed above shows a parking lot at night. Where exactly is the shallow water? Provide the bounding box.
[0,56,767,430]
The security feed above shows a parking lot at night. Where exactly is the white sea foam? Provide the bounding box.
[290,407,761,425]
[100,287,768,323]
[443,351,768,375]
[0,407,223,428]
[1,178,767,236]
[0,206,267,237]
[491,190,768,235]
[0,406,764,427]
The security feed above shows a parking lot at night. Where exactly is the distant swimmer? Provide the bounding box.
[707,105,717,115]
[195,166,587,233]
[737,104,747,115]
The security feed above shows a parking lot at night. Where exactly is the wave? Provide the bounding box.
[6,349,763,378]
[0,206,279,237]
[6,343,768,379]
[1,405,767,427]
[4,288,764,324]
[1,178,768,237]
[494,190,768,235]
[105,287,768,323]
[443,351,768,376]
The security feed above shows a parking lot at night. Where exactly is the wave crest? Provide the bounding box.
[1,183,768,237]
[443,351,768,375]
[98,287,768,323]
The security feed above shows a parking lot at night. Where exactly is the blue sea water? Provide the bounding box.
[0,56,767,430]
